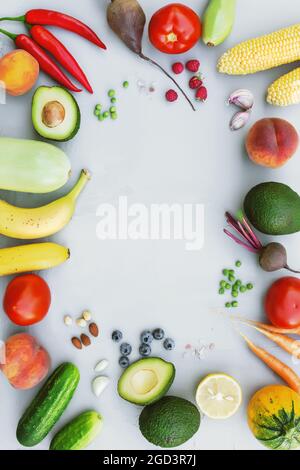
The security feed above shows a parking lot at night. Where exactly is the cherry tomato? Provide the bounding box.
[148,3,202,54]
[3,274,51,326]
[265,276,300,328]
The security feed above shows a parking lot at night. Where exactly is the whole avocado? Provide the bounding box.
[139,396,200,448]
[244,182,300,235]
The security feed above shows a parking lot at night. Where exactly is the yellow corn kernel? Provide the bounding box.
[267,67,300,106]
[218,24,300,75]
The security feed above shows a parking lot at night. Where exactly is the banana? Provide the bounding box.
[0,242,70,276]
[0,169,90,239]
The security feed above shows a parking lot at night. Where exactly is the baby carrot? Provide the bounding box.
[251,325,300,359]
[231,315,300,335]
[239,332,300,394]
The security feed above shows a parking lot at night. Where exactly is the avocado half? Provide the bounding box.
[32,86,80,142]
[118,357,175,405]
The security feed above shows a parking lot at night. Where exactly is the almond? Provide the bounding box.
[81,333,91,347]
[71,337,82,350]
[89,322,99,337]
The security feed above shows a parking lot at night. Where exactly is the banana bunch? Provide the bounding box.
[0,169,90,275]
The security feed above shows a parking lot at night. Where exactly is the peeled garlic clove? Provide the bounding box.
[227,89,254,110]
[94,359,109,373]
[92,376,110,397]
[230,110,251,131]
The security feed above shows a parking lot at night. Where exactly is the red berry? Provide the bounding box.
[195,86,208,102]
[172,62,184,74]
[165,89,178,102]
[186,59,200,73]
[189,76,202,90]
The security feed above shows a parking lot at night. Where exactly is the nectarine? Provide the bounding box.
[0,49,39,96]
[0,333,50,390]
[246,118,299,168]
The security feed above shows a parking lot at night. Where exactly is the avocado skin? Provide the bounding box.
[244,182,300,235]
[139,396,200,448]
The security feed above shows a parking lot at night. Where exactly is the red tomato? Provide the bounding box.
[148,3,202,54]
[265,276,300,328]
[3,274,51,326]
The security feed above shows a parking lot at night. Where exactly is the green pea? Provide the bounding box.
[232,291,238,298]
[111,112,118,120]
[228,274,235,282]
[235,280,242,287]
[123,80,129,88]
[94,109,101,117]
[225,302,231,308]
[220,280,227,288]
[240,286,247,293]
[111,97,117,104]
[219,288,225,295]
[98,114,104,121]
[95,104,102,111]
[229,269,235,275]
[231,301,238,307]
[110,106,117,114]
[222,269,229,276]
[247,283,253,290]
[235,260,242,267]
[103,111,109,119]
[108,89,115,97]
[225,283,231,290]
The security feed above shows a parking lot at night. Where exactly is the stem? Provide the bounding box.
[0,28,17,40]
[139,53,196,111]
[68,169,91,201]
[242,216,263,249]
[285,265,300,274]
[0,15,25,22]
[223,229,259,253]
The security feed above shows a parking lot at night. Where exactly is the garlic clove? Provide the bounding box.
[94,359,109,373]
[92,376,110,397]
[230,110,251,131]
[227,89,254,110]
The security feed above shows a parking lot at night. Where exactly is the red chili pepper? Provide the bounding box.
[30,25,93,94]
[0,9,106,50]
[0,28,81,93]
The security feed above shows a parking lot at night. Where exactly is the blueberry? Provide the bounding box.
[120,342,132,356]
[119,356,129,368]
[141,330,153,344]
[139,343,151,357]
[112,330,123,342]
[153,328,165,340]
[163,338,175,351]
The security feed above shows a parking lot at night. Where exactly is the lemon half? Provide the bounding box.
[195,373,242,419]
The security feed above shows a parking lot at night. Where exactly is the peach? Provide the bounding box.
[245,118,299,168]
[0,49,39,96]
[0,333,50,390]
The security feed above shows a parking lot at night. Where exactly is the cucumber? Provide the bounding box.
[50,410,103,450]
[0,137,71,193]
[17,363,80,447]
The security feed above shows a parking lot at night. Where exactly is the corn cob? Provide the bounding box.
[218,24,300,75]
[267,67,300,106]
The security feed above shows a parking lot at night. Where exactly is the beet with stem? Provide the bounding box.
[224,211,300,273]
[107,0,196,111]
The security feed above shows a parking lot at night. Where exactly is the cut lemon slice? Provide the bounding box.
[195,373,242,419]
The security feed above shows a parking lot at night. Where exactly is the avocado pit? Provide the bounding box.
[42,101,65,128]
[131,369,158,395]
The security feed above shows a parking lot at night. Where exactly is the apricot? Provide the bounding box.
[246,118,299,168]
[0,49,39,96]
[0,333,50,390]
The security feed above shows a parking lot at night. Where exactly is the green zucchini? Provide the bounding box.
[50,410,103,450]
[17,362,80,447]
[0,137,71,193]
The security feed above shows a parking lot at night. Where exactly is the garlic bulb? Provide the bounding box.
[92,376,110,397]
